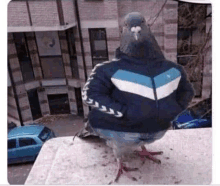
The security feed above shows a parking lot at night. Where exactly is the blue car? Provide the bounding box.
[8,125,56,165]
[172,98,212,129]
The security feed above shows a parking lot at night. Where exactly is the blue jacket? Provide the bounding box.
[82,50,194,133]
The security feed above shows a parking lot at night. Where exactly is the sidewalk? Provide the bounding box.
[25,128,212,185]
[35,114,85,137]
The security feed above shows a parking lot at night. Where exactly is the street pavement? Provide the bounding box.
[7,114,84,185]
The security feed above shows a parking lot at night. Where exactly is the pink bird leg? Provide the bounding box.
[109,158,138,184]
[136,145,163,164]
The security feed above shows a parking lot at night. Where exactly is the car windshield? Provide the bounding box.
[38,127,51,142]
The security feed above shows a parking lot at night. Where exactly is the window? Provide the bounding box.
[75,87,84,116]
[35,31,65,79]
[89,28,108,67]
[19,138,37,147]
[40,57,65,79]
[13,33,35,82]
[177,2,207,97]
[39,127,51,142]
[27,88,42,120]
[47,94,70,115]
[66,28,79,79]
[8,139,16,149]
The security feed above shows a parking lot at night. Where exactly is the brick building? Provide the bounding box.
[7,0,212,126]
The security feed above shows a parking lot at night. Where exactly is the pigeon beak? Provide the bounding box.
[131,26,141,41]
[134,33,139,40]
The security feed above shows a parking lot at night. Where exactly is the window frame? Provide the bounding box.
[13,32,35,82]
[35,31,65,80]
[8,139,17,149]
[177,2,207,98]
[40,55,66,79]
[38,127,51,142]
[65,28,79,79]
[18,137,37,148]
[88,28,109,67]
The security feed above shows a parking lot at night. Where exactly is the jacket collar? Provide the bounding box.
[115,47,164,66]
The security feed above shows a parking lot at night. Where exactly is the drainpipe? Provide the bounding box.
[26,0,33,26]
[73,0,88,80]
[8,61,24,126]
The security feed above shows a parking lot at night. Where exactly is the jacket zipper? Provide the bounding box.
[151,77,159,121]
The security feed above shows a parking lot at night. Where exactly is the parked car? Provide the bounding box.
[172,98,212,129]
[8,122,17,132]
[8,125,56,165]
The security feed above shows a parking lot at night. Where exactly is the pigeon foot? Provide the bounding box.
[109,161,138,184]
[136,145,163,164]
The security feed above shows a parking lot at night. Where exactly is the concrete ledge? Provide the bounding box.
[25,128,212,185]
[24,80,40,91]
[8,23,77,33]
[42,79,66,87]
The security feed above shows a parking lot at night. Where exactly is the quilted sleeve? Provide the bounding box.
[176,66,195,110]
[82,62,127,118]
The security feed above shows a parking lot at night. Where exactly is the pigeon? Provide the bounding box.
[80,12,194,183]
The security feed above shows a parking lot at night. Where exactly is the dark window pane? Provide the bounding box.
[20,59,35,81]
[38,127,51,142]
[75,88,84,116]
[177,3,207,56]
[41,56,65,79]
[19,138,36,147]
[89,28,108,66]
[27,88,42,120]
[13,33,29,61]
[177,2,207,98]
[70,58,79,79]
[66,28,77,58]
[8,139,16,149]
[13,33,34,82]
[177,28,192,55]
[48,94,70,115]
[177,55,195,66]
[66,28,79,78]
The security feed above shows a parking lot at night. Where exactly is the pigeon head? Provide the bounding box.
[122,12,146,41]
[120,12,164,61]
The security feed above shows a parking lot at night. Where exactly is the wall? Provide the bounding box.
[7,0,76,32]
[8,29,81,125]
[8,33,33,125]
[8,87,20,126]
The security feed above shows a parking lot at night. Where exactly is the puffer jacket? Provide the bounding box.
[82,49,194,133]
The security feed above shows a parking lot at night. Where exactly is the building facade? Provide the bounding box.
[7,0,212,126]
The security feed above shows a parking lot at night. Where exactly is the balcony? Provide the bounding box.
[25,128,211,185]
[8,0,77,32]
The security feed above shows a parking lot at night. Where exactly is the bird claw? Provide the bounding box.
[112,163,138,183]
[123,167,139,171]
[149,158,161,164]
[151,151,163,155]
[136,148,163,165]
